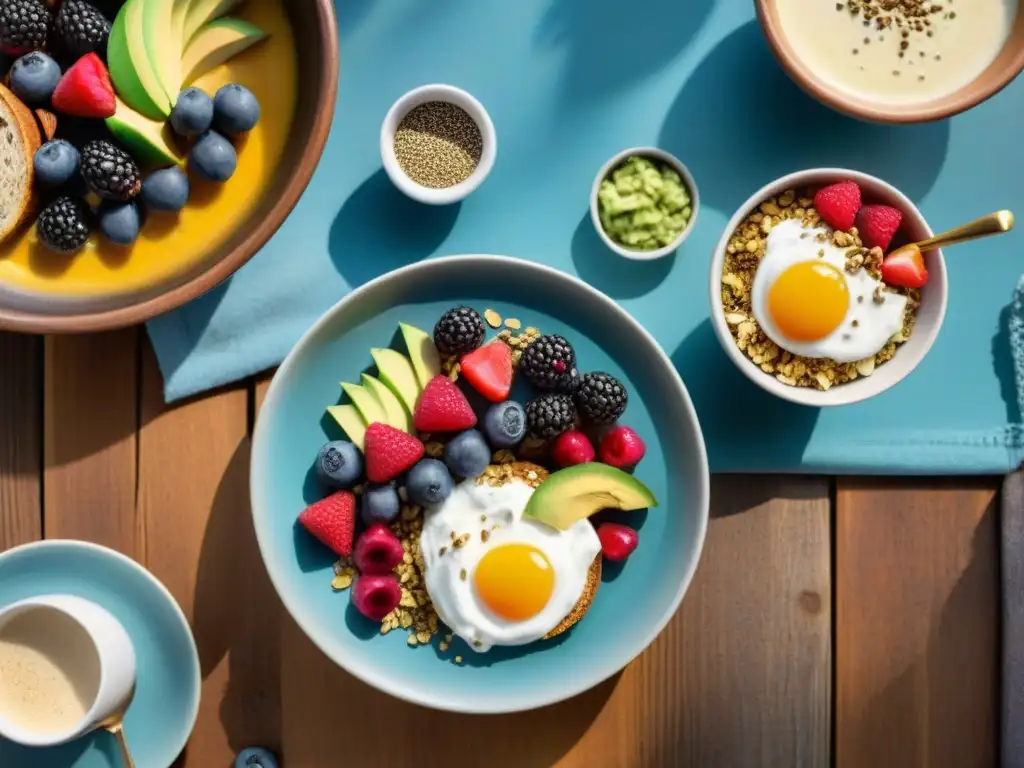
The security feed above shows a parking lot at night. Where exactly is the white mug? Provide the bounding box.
[0,594,136,747]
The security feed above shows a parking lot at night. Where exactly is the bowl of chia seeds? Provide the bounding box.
[380,84,497,205]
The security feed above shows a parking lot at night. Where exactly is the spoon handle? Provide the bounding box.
[105,721,135,768]
[914,210,1014,251]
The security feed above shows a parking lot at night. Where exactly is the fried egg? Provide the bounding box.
[420,478,601,652]
[750,219,908,362]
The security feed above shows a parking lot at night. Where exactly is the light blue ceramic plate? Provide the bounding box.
[251,254,710,713]
[0,541,200,768]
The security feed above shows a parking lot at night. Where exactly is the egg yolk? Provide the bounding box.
[767,261,849,342]
[474,543,555,621]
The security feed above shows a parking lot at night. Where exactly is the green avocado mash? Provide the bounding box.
[597,156,693,251]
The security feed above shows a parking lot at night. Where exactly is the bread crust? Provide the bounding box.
[0,83,41,243]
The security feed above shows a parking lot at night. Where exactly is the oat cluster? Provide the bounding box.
[720,187,920,391]
[393,101,483,189]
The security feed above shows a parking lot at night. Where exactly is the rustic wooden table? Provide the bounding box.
[0,329,1000,767]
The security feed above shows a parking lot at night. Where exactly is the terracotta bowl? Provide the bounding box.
[756,0,1024,123]
[0,0,338,334]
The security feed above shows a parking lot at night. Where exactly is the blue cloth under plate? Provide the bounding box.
[148,0,1024,474]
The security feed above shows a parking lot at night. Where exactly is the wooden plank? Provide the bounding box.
[43,330,139,554]
[836,478,999,768]
[0,333,42,549]
[137,347,281,765]
[279,475,831,767]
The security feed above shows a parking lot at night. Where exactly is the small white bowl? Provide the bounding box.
[590,146,700,261]
[380,84,497,206]
[708,168,948,407]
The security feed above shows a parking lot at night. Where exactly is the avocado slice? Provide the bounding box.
[182,0,244,47]
[107,0,173,119]
[326,405,367,451]
[370,348,421,415]
[361,374,412,433]
[399,323,442,390]
[524,464,658,531]
[143,0,183,105]
[106,98,184,167]
[181,18,268,86]
[340,383,388,427]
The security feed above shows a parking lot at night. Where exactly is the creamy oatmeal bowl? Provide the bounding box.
[757,0,1024,122]
[709,169,947,407]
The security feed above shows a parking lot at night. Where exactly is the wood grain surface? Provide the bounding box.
[836,477,1000,768]
[0,334,1008,767]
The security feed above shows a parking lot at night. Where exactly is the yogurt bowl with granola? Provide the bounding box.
[709,169,947,407]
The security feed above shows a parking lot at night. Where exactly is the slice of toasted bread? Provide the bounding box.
[0,83,41,244]
[546,555,601,639]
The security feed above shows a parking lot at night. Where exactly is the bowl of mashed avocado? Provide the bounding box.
[590,147,699,260]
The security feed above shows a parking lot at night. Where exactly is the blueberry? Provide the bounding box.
[97,201,141,246]
[213,83,261,135]
[234,747,279,768]
[170,87,214,137]
[315,441,363,489]
[481,401,526,448]
[361,484,400,525]
[407,458,453,506]
[189,130,237,182]
[33,140,79,188]
[443,430,491,479]
[142,167,190,212]
[9,53,61,106]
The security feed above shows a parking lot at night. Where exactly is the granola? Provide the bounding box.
[720,187,920,390]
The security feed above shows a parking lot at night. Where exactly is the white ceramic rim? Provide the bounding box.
[252,253,711,714]
[0,595,134,747]
[380,84,498,206]
[589,146,701,261]
[708,167,949,407]
[0,540,201,755]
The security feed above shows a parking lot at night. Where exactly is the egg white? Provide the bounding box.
[751,219,908,363]
[420,479,601,652]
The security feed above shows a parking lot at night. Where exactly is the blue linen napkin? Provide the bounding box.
[148,0,1024,474]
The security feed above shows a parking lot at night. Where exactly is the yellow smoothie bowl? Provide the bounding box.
[757,0,1024,123]
[0,0,337,333]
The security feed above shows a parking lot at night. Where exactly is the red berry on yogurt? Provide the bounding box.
[552,430,595,467]
[599,426,646,469]
[351,574,402,621]
[597,522,639,561]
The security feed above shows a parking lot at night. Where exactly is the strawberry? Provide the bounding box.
[298,491,356,557]
[813,181,861,231]
[881,248,928,288]
[414,375,477,432]
[596,523,639,562]
[856,204,903,251]
[599,425,647,469]
[51,53,115,119]
[364,423,424,483]
[461,342,512,402]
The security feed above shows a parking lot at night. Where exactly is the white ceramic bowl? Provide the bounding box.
[590,147,700,261]
[708,168,948,407]
[380,84,497,206]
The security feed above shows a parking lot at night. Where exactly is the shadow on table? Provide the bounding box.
[192,439,283,755]
[672,319,820,475]
[535,0,713,103]
[660,21,951,215]
[328,169,461,289]
[570,212,677,298]
[854,496,998,764]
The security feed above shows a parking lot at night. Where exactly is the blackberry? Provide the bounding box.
[575,372,628,424]
[525,393,576,441]
[434,306,485,356]
[0,0,50,54]
[520,334,580,393]
[80,140,141,201]
[36,196,91,253]
[54,1,110,58]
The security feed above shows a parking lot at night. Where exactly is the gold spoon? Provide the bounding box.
[98,688,136,768]
[887,210,1015,259]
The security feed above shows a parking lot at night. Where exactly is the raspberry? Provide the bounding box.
[814,181,861,231]
[351,574,402,621]
[353,524,404,575]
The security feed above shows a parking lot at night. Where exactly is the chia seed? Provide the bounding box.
[393,101,483,189]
